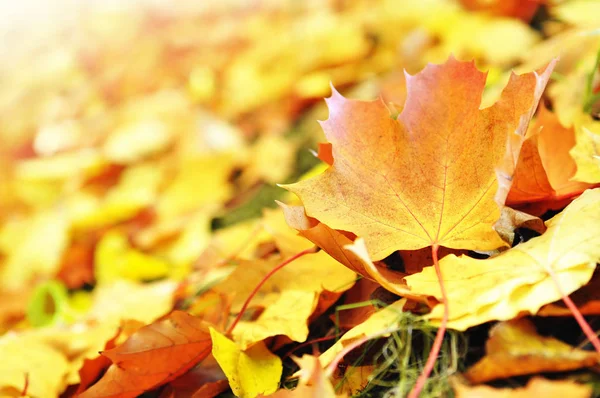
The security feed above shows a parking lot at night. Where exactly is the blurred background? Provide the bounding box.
[0,0,599,323]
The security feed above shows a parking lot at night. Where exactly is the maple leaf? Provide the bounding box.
[405,188,600,330]
[284,57,555,260]
[79,311,212,398]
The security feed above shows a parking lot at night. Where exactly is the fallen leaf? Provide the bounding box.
[494,207,546,245]
[284,57,554,260]
[465,318,600,383]
[79,311,213,398]
[213,251,356,349]
[406,188,600,330]
[210,328,282,398]
[453,377,592,398]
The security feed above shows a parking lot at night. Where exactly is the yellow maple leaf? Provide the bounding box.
[405,188,600,330]
[214,251,356,349]
[210,328,282,398]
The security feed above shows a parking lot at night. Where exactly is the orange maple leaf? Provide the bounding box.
[79,311,212,398]
[284,57,555,261]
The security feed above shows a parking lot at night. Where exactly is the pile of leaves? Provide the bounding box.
[1,0,600,397]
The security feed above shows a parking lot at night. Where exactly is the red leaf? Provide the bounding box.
[78,311,212,398]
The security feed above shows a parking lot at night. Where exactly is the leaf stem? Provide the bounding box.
[545,266,600,353]
[408,244,448,398]
[226,246,317,335]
